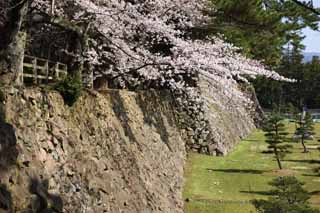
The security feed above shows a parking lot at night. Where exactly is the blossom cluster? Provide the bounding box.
[23,0,294,153]
[30,0,292,106]
[74,0,289,91]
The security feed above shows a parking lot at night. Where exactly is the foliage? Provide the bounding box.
[252,176,319,213]
[54,75,82,106]
[207,0,320,67]
[256,47,320,109]
[1,0,293,104]
[206,0,320,110]
[0,0,296,145]
[294,112,315,153]
[263,114,291,169]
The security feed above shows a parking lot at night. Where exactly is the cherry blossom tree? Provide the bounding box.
[0,0,294,154]
[2,0,292,89]
[59,0,292,153]
[60,0,292,96]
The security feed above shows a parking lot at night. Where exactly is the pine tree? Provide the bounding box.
[207,0,320,67]
[206,0,320,110]
[252,176,320,213]
[263,115,291,169]
[301,59,320,107]
[254,38,320,109]
[295,112,315,153]
[279,39,307,108]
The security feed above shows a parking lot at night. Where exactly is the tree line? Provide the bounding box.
[206,0,320,110]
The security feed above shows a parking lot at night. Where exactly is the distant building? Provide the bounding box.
[312,55,320,63]
[302,52,320,63]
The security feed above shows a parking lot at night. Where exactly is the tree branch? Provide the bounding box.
[110,62,171,80]
[290,0,320,15]
[1,0,32,11]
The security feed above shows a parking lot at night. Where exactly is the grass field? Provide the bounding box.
[183,122,320,213]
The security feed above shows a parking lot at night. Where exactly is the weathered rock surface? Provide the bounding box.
[200,77,256,155]
[184,76,257,155]
[0,88,185,213]
[0,80,260,212]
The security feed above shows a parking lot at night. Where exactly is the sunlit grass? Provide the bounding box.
[183,123,320,213]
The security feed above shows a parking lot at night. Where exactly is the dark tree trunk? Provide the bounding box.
[274,147,282,170]
[301,137,308,153]
[82,34,93,88]
[246,84,265,127]
[0,0,28,86]
[70,33,84,78]
[69,28,92,88]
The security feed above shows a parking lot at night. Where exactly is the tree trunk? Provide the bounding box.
[246,84,265,127]
[51,0,56,15]
[274,147,282,170]
[69,30,92,88]
[301,137,308,153]
[82,34,93,89]
[0,0,28,86]
[67,32,84,80]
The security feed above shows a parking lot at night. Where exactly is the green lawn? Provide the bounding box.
[183,123,320,213]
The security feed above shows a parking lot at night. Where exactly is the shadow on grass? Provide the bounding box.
[261,150,274,154]
[309,190,320,195]
[302,173,319,177]
[240,190,275,196]
[206,168,267,174]
[290,146,320,150]
[244,139,265,143]
[284,159,320,164]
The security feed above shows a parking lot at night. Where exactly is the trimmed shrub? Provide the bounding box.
[55,75,82,106]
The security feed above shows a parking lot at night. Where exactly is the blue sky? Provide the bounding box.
[302,0,320,52]
[303,28,320,52]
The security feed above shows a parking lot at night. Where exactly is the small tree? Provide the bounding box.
[295,112,315,153]
[263,115,291,170]
[252,176,319,213]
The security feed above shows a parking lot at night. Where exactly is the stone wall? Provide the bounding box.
[0,80,260,212]
[0,88,185,213]
[185,76,257,155]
